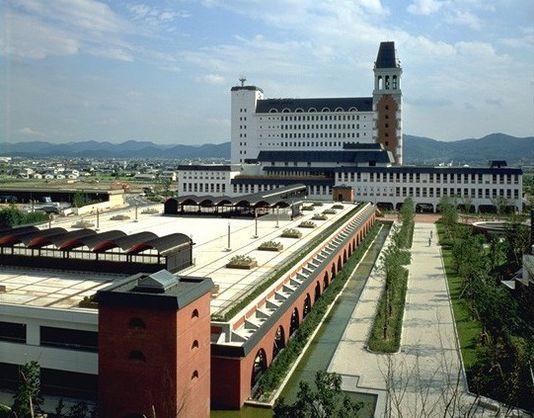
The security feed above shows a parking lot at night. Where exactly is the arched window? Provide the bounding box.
[191,370,199,380]
[128,318,145,329]
[251,349,267,388]
[289,308,299,336]
[348,107,358,112]
[191,340,199,350]
[308,107,317,112]
[272,326,285,359]
[269,108,278,113]
[128,350,146,362]
[282,108,290,113]
[335,107,343,112]
[321,107,330,112]
[295,108,304,113]
[191,309,199,319]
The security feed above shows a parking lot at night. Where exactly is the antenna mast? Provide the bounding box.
[239,75,246,87]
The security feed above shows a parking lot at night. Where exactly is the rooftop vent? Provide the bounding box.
[134,270,177,293]
[489,160,507,168]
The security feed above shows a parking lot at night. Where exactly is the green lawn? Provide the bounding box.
[436,223,482,370]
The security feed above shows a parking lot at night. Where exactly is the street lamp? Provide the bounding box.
[225,222,231,252]
[253,209,258,238]
[276,206,279,228]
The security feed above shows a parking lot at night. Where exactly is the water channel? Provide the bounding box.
[211,221,391,418]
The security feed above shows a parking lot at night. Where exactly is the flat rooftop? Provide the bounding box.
[0,267,119,309]
[0,202,358,315]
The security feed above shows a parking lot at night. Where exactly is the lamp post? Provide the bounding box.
[255,211,258,237]
[225,222,231,251]
[276,206,279,228]
[134,203,138,222]
[96,208,100,231]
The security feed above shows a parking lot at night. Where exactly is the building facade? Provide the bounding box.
[231,42,402,165]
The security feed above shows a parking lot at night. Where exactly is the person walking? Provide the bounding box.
[428,237,432,246]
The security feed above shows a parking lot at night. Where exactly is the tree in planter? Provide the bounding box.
[11,361,43,418]
[273,371,363,418]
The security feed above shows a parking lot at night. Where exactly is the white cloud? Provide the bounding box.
[196,74,226,85]
[89,47,134,62]
[128,3,190,25]
[407,0,443,15]
[445,9,482,30]
[10,0,129,33]
[2,0,133,60]
[0,11,80,59]
[18,127,43,136]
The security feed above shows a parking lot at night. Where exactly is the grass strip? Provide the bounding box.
[254,222,382,401]
[213,203,365,321]
[367,219,414,353]
[436,222,482,370]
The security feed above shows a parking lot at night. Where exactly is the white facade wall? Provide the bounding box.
[0,304,98,375]
[336,170,522,211]
[231,87,264,164]
[178,168,236,196]
[254,110,374,151]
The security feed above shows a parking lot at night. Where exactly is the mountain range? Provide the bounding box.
[1,133,533,164]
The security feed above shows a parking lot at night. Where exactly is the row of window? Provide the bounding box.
[337,171,520,184]
[0,363,97,400]
[261,123,362,131]
[183,183,227,193]
[0,246,163,264]
[263,110,367,118]
[232,183,332,195]
[278,131,365,139]
[182,175,227,180]
[378,187,520,200]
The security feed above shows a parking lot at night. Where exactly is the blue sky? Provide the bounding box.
[1,0,533,144]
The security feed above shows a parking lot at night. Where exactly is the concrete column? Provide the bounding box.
[27,322,40,346]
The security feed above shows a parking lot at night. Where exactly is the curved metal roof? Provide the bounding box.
[0,226,40,245]
[127,233,192,255]
[1,227,67,247]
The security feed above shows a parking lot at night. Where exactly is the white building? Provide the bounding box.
[231,41,403,165]
[176,40,523,213]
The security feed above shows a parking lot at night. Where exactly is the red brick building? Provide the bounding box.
[97,271,213,418]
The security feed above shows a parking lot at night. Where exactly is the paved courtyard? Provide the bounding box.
[329,223,467,417]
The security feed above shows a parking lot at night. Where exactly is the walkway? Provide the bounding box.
[329,223,466,417]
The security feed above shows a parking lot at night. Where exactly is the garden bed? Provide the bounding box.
[312,214,328,221]
[281,228,302,239]
[258,241,284,252]
[299,221,317,228]
[226,255,258,270]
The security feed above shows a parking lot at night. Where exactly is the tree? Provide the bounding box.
[0,206,24,228]
[273,371,363,418]
[67,401,89,418]
[11,361,43,418]
[439,197,458,229]
[72,191,89,208]
[503,216,530,271]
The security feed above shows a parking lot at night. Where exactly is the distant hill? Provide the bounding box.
[1,133,533,164]
[0,140,231,160]
[404,133,534,165]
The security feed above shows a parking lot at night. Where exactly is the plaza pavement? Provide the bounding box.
[329,223,468,417]
[46,202,357,315]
